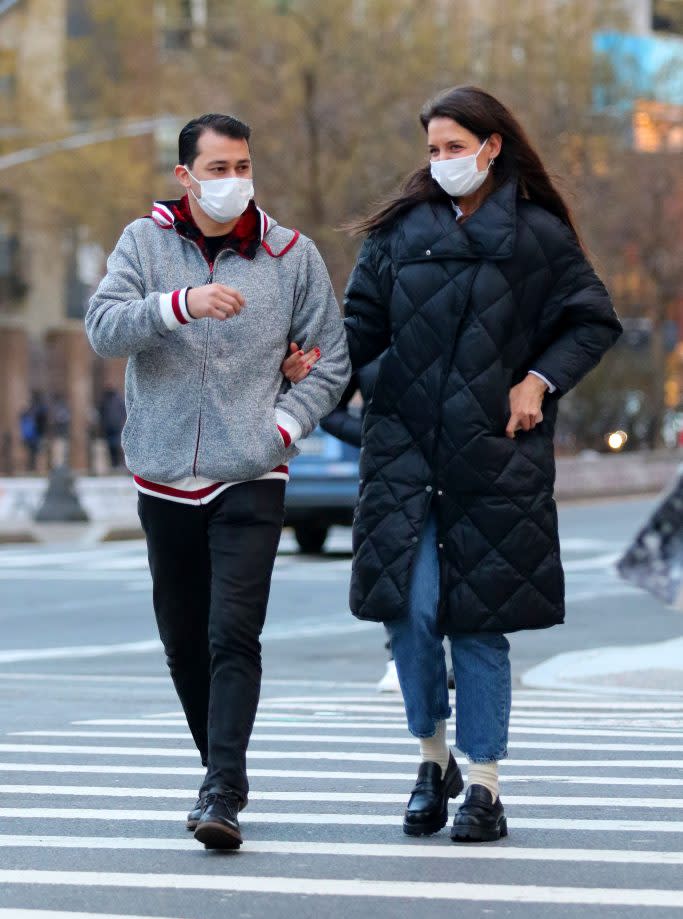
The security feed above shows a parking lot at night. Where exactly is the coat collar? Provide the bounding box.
[397,178,519,262]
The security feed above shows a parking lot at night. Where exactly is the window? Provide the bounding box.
[652,0,683,35]
[0,49,16,122]
[0,205,25,308]
[64,227,102,320]
[159,0,195,50]
[158,0,238,50]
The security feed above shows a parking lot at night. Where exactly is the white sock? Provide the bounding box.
[467,760,499,801]
[419,720,450,774]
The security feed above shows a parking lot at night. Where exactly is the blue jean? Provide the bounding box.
[387,512,511,762]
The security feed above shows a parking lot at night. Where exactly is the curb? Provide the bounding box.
[521,636,683,696]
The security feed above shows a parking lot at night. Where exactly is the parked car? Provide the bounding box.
[284,427,360,553]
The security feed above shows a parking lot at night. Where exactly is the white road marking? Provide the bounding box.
[0,763,680,786]
[0,869,681,906]
[0,641,160,664]
[72,716,683,732]
[1,809,681,832]
[0,912,181,919]
[0,785,679,808]
[257,699,683,712]
[12,730,683,750]
[2,744,682,767]
[562,553,621,572]
[0,623,377,664]
[77,711,683,725]
[0,835,681,866]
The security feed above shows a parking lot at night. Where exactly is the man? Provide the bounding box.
[86,113,350,850]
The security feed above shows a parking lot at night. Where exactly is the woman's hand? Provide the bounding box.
[281,342,321,383]
[505,374,547,439]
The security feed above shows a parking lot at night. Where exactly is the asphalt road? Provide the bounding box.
[0,496,682,919]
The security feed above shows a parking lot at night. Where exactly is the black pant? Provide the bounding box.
[138,480,285,800]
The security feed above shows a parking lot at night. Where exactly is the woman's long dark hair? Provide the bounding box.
[347,85,581,241]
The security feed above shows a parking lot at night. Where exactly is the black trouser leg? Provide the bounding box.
[204,480,285,799]
[138,493,211,767]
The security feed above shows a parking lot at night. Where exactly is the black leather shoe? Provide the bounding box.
[403,751,464,836]
[186,795,204,831]
[450,784,508,842]
[194,792,243,849]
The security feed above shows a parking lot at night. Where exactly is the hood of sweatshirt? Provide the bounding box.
[148,195,300,262]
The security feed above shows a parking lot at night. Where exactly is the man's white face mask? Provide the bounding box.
[185,166,254,223]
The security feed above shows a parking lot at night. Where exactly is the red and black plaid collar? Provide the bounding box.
[166,195,262,263]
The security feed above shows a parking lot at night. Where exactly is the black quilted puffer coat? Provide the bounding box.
[344,179,622,633]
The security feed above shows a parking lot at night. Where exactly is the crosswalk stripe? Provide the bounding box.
[0,912,181,919]
[12,730,683,747]
[2,679,682,917]
[1,744,681,766]
[72,717,683,732]
[257,699,683,712]
[0,763,679,785]
[0,785,680,807]
[0,836,681,865]
[0,869,681,906]
[81,710,683,721]
[1,809,682,832]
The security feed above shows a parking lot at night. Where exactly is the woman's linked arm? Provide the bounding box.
[343,236,393,371]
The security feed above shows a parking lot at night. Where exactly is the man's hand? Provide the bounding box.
[505,373,547,439]
[281,342,321,383]
[186,284,246,320]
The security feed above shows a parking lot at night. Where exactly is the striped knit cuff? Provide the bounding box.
[159,288,193,330]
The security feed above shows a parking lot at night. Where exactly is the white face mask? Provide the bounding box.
[430,138,493,198]
[184,166,254,223]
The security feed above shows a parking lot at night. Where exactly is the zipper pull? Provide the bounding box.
[207,263,214,283]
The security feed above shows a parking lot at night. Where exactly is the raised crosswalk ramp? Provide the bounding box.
[1,686,682,917]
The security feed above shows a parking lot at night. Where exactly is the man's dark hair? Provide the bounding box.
[178,114,251,167]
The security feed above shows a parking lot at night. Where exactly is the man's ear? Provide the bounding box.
[174,164,192,189]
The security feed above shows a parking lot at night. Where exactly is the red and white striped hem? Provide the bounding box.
[159,288,192,330]
[134,467,289,506]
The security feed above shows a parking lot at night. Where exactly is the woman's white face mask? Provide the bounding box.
[185,166,254,223]
[430,138,492,198]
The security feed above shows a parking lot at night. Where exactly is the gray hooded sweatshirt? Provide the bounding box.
[86,200,350,484]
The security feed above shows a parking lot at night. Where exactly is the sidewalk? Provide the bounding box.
[1,449,681,543]
[0,520,142,545]
[522,635,683,695]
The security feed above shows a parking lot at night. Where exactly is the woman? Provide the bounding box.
[289,85,621,842]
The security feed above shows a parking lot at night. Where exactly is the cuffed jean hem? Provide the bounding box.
[406,707,453,739]
[461,749,509,763]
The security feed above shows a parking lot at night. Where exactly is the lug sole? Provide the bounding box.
[403,808,449,836]
[450,816,508,843]
[194,820,243,850]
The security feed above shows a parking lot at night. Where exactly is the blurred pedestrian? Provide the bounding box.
[296,85,621,842]
[19,406,40,472]
[618,474,683,607]
[98,386,126,469]
[50,393,70,466]
[19,391,47,472]
[86,113,349,850]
